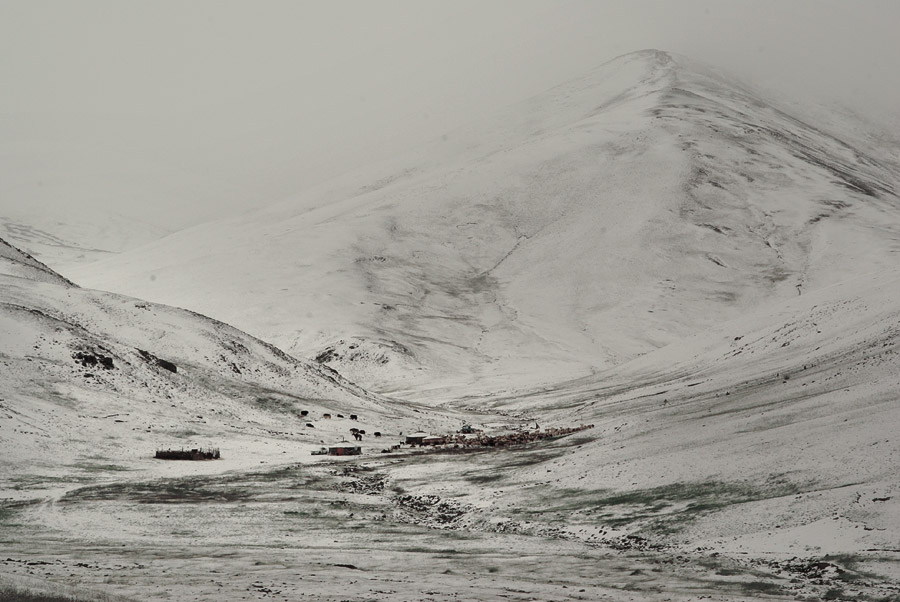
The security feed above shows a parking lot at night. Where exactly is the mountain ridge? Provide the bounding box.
[1,208,172,272]
[69,49,900,399]
[0,236,76,287]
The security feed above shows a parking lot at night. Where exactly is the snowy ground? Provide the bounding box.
[4,259,899,599]
[3,437,898,601]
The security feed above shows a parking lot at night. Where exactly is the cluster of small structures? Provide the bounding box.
[311,443,362,456]
[404,424,595,449]
[154,447,220,460]
[300,404,593,459]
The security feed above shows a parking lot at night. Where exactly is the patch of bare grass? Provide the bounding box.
[0,575,135,602]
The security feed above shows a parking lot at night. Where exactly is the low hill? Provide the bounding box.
[0,237,458,493]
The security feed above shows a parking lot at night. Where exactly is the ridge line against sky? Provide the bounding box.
[2,0,899,230]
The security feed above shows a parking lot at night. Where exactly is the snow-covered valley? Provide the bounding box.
[3,50,900,601]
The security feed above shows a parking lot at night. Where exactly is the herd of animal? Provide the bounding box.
[297,406,593,454]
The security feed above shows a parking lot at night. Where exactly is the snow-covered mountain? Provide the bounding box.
[0,236,452,491]
[5,50,900,600]
[430,263,900,557]
[0,208,170,272]
[70,50,900,400]
[0,238,75,287]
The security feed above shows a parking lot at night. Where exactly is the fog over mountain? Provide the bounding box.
[71,50,900,401]
[3,4,900,600]
[2,1,899,232]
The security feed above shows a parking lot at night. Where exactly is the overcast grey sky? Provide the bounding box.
[2,0,899,229]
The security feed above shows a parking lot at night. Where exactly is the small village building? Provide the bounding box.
[422,435,446,446]
[405,432,429,445]
[328,442,361,456]
[155,447,220,461]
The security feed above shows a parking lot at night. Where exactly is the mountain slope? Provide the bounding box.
[0,237,75,287]
[0,237,454,491]
[414,264,900,560]
[1,208,170,272]
[70,50,900,399]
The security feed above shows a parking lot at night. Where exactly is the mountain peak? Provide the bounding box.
[609,48,674,64]
[71,53,900,398]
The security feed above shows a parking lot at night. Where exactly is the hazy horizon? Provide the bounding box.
[2,0,899,230]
